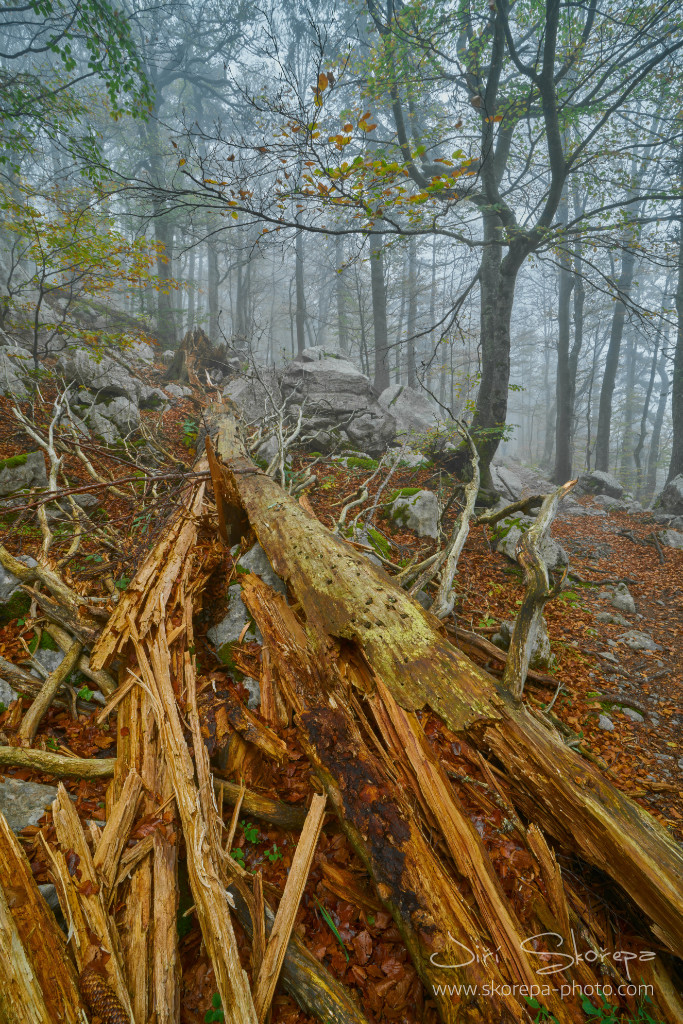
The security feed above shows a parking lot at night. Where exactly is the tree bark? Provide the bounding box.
[669,146,683,482]
[406,234,417,388]
[595,235,638,472]
[370,226,390,392]
[295,227,306,357]
[335,233,349,355]
[553,189,575,483]
[208,237,219,343]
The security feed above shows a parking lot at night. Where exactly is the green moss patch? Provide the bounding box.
[0,453,29,471]
[0,590,31,625]
[346,457,379,471]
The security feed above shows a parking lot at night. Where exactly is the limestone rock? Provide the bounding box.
[492,616,554,670]
[0,451,47,497]
[378,384,439,438]
[610,583,636,615]
[223,370,282,424]
[575,470,624,499]
[659,529,683,550]
[0,346,31,400]
[598,715,615,731]
[492,515,568,571]
[657,475,683,517]
[164,383,192,400]
[623,707,644,723]
[57,347,149,403]
[0,554,37,624]
[617,630,660,652]
[97,396,140,436]
[390,490,439,539]
[0,777,58,833]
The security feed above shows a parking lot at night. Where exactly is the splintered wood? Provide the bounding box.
[4,407,683,1024]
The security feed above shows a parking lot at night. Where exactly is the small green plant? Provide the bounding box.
[46,737,59,751]
[77,685,94,701]
[0,702,6,714]
[182,417,198,448]
[478,615,497,629]
[114,576,130,591]
[524,997,558,1022]
[205,992,225,1023]
[230,847,245,866]
[314,896,349,961]
[241,820,259,843]
[266,843,283,863]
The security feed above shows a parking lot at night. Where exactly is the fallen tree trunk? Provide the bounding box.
[208,409,683,959]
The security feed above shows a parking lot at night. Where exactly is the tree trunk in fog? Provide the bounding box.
[208,238,219,343]
[634,315,664,498]
[646,346,670,500]
[394,265,406,383]
[406,235,417,388]
[553,190,574,483]
[469,211,517,493]
[295,227,306,357]
[370,227,390,392]
[619,326,637,486]
[669,152,683,482]
[153,208,177,349]
[187,247,196,331]
[594,244,637,472]
[335,234,349,355]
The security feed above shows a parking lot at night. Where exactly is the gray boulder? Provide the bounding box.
[575,470,624,499]
[96,396,140,436]
[0,554,37,624]
[386,445,427,469]
[86,407,120,444]
[0,452,46,497]
[378,385,439,438]
[598,715,615,731]
[490,458,555,502]
[657,475,683,517]
[596,610,630,627]
[161,349,175,366]
[164,383,192,400]
[208,544,285,665]
[57,347,151,404]
[0,346,31,400]
[492,616,554,670]
[207,589,261,664]
[493,515,568,571]
[223,370,282,424]
[623,707,644,723]
[610,583,636,615]
[237,543,286,595]
[0,777,57,833]
[618,630,660,652]
[121,340,155,366]
[390,490,439,539]
[592,494,626,511]
[659,529,683,550]
[281,358,397,455]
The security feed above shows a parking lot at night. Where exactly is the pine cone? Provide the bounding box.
[78,966,129,1024]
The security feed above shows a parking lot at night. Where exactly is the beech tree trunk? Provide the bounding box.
[553,190,575,483]
[669,147,683,482]
[370,226,390,392]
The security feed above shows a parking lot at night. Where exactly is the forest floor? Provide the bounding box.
[0,370,681,1024]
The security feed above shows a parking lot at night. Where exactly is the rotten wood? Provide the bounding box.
[209,409,683,969]
[46,784,134,1020]
[0,809,88,1024]
[253,791,327,1023]
[18,639,83,744]
[213,778,308,830]
[0,746,114,777]
[93,769,143,902]
[502,482,574,699]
